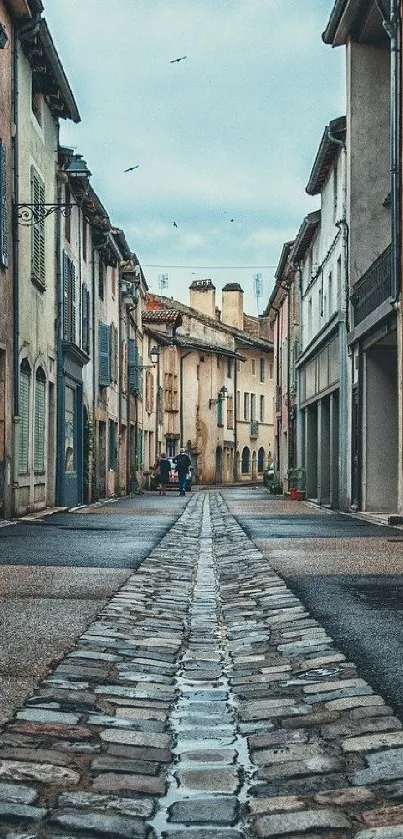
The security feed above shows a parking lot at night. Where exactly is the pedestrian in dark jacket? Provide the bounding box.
[157,453,171,495]
[173,448,191,496]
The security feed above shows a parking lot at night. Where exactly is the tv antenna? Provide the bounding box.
[253,273,263,315]
[158,273,169,295]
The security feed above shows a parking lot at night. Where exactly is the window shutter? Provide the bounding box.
[129,338,139,393]
[71,262,76,344]
[217,397,223,427]
[31,167,45,286]
[0,142,8,268]
[137,353,143,399]
[34,373,46,473]
[82,283,89,354]
[99,323,111,386]
[19,370,30,473]
[63,251,69,339]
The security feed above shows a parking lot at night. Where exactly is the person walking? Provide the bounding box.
[173,447,191,496]
[158,453,171,495]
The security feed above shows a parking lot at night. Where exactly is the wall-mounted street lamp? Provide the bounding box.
[16,159,91,226]
[209,385,228,408]
[0,21,8,49]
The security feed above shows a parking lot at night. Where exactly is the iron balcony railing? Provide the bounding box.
[351,244,392,326]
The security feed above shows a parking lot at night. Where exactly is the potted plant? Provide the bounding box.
[287,467,306,500]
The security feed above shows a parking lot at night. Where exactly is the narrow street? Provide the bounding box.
[1,489,403,837]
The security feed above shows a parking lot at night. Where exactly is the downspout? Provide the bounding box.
[55,172,64,505]
[11,25,20,512]
[383,0,401,302]
[233,353,238,480]
[91,245,96,499]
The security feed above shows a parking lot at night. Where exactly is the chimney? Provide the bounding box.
[221,283,244,330]
[189,279,216,319]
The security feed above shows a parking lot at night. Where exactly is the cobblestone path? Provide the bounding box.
[1,493,403,837]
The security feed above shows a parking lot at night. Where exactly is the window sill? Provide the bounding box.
[31,275,46,292]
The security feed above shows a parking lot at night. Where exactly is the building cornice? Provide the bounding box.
[306,116,346,196]
[19,17,80,122]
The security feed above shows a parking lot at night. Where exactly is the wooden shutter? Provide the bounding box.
[31,167,45,287]
[137,353,143,399]
[34,372,46,473]
[0,143,8,268]
[71,262,76,343]
[82,284,89,354]
[129,338,139,393]
[99,323,111,387]
[63,251,69,339]
[19,368,30,473]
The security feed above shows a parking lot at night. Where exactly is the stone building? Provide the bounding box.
[143,280,274,485]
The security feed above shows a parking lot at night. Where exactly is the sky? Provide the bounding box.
[44,0,344,316]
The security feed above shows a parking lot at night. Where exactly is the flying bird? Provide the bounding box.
[124,165,139,173]
[230,218,234,222]
[173,221,178,228]
[170,55,187,64]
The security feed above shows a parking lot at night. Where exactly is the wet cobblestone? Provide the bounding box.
[1,493,403,836]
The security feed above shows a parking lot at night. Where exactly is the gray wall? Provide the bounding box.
[365,347,397,511]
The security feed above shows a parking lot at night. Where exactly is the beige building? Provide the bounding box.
[142,279,274,485]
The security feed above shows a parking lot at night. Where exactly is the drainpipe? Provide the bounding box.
[55,171,64,506]
[91,245,96,499]
[11,26,20,512]
[233,353,238,480]
[383,0,401,302]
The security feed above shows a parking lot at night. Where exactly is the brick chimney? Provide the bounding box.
[221,283,244,330]
[189,279,216,319]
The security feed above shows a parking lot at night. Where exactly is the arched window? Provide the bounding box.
[258,447,265,473]
[34,367,46,473]
[241,446,250,474]
[19,360,31,474]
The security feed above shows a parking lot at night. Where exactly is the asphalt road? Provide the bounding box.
[0,492,188,722]
[223,487,403,722]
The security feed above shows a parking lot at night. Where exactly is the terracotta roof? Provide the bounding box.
[289,211,321,264]
[143,309,182,325]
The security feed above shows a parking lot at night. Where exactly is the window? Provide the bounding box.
[251,358,256,376]
[145,369,155,413]
[64,183,71,243]
[128,338,139,393]
[243,392,250,421]
[31,84,43,126]
[217,396,224,427]
[31,167,45,288]
[19,361,31,474]
[259,358,264,383]
[82,215,87,262]
[241,446,250,474]
[236,390,240,416]
[227,357,232,378]
[63,251,77,343]
[64,384,75,473]
[258,447,265,472]
[0,142,9,268]
[99,323,111,387]
[260,395,265,422]
[227,395,234,429]
[251,393,256,421]
[98,260,105,300]
[108,420,116,470]
[164,372,178,411]
[34,368,46,473]
[333,165,338,221]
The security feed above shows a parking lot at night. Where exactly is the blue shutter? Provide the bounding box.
[0,142,8,268]
[82,284,89,354]
[137,353,143,400]
[63,251,69,339]
[129,338,139,393]
[99,323,111,386]
[71,262,76,344]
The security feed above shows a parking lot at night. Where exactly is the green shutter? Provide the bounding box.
[99,323,111,386]
[137,354,143,400]
[31,167,45,287]
[108,420,116,470]
[217,397,223,426]
[82,284,90,354]
[19,370,30,473]
[71,262,76,343]
[34,374,45,473]
[63,251,69,338]
[0,142,8,268]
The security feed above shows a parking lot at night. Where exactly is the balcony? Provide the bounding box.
[250,420,259,438]
[351,244,392,327]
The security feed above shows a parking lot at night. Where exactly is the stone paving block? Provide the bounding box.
[8,722,92,739]
[161,831,243,838]
[58,790,155,817]
[354,829,403,838]
[15,709,80,725]
[361,803,403,826]
[314,786,375,805]
[100,728,171,749]
[91,755,160,775]
[107,743,171,763]
[0,782,38,805]
[252,808,350,837]
[342,731,403,752]
[167,795,239,825]
[92,771,166,795]
[175,766,240,793]
[50,809,148,837]
[256,754,341,779]
[0,801,47,821]
[353,748,403,785]
[248,795,305,815]
[0,760,80,785]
